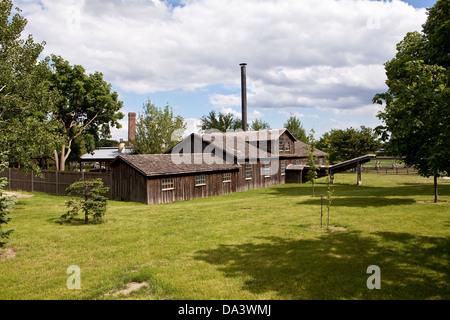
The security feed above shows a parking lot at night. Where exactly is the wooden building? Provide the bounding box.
[110,154,240,204]
[166,128,327,193]
[110,128,374,205]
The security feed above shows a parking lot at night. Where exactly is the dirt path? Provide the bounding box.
[3,192,34,198]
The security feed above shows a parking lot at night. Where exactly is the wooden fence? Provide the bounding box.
[349,166,419,175]
[0,169,113,199]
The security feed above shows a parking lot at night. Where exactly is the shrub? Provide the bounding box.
[62,179,109,224]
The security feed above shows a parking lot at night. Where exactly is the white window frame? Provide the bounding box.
[263,162,271,178]
[245,164,252,180]
[223,172,231,183]
[285,141,290,151]
[279,138,284,151]
[195,175,206,186]
[281,161,286,175]
[161,178,174,191]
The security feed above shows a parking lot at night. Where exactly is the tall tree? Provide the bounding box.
[283,114,307,143]
[317,126,382,164]
[0,0,61,171]
[373,0,450,203]
[47,55,124,171]
[250,118,271,131]
[200,110,243,132]
[133,100,186,154]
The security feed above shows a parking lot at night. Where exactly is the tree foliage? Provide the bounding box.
[283,114,307,143]
[133,100,186,154]
[317,126,382,164]
[0,152,15,247]
[62,179,109,224]
[0,0,61,171]
[250,118,271,131]
[200,110,243,132]
[47,55,124,170]
[373,0,449,202]
[306,130,320,197]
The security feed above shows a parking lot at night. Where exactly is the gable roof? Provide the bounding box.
[166,128,304,160]
[292,141,327,158]
[201,128,297,142]
[110,154,240,177]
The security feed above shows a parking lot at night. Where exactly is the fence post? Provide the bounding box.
[56,171,59,195]
[8,168,11,190]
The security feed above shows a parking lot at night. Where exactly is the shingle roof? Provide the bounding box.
[292,141,327,158]
[110,154,241,177]
[202,128,294,142]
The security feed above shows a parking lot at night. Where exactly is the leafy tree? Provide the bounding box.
[99,139,119,148]
[0,0,61,171]
[317,126,382,164]
[47,55,124,171]
[133,100,186,154]
[422,0,450,68]
[306,130,320,197]
[200,110,243,132]
[250,118,271,131]
[0,152,15,247]
[62,179,109,224]
[373,0,449,203]
[283,114,307,143]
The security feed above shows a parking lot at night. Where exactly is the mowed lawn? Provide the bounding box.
[0,173,449,300]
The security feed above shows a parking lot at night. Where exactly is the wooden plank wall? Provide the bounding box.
[111,162,147,203]
[147,171,238,205]
[236,158,308,192]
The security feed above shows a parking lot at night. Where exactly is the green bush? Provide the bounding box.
[62,179,109,224]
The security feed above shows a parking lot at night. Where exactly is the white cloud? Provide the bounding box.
[109,118,128,142]
[19,0,428,114]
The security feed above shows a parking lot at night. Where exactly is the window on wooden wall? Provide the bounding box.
[263,162,271,177]
[245,164,252,180]
[295,160,300,165]
[195,175,206,186]
[281,161,286,175]
[279,138,284,151]
[285,141,290,151]
[161,178,174,191]
[223,172,231,183]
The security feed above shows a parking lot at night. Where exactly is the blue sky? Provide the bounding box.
[17,0,437,141]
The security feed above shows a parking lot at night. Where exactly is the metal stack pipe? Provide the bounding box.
[240,63,248,131]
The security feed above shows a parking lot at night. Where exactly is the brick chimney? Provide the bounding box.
[128,112,136,145]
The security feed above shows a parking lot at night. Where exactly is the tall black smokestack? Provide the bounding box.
[240,63,248,131]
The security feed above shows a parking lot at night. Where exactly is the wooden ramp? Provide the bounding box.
[286,154,377,185]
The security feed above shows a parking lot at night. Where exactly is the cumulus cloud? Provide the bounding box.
[18,0,428,113]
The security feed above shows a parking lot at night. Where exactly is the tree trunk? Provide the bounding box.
[59,144,72,172]
[53,150,59,171]
[60,145,66,171]
[434,175,438,203]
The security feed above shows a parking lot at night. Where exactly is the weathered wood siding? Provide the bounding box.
[279,132,296,156]
[111,161,147,203]
[146,171,238,205]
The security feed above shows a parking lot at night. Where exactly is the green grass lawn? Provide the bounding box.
[0,173,449,300]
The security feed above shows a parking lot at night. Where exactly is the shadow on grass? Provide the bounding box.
[269,182,449,201]
[47,217,107,226]
[194,232,449,299]
[299,197,416,207]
